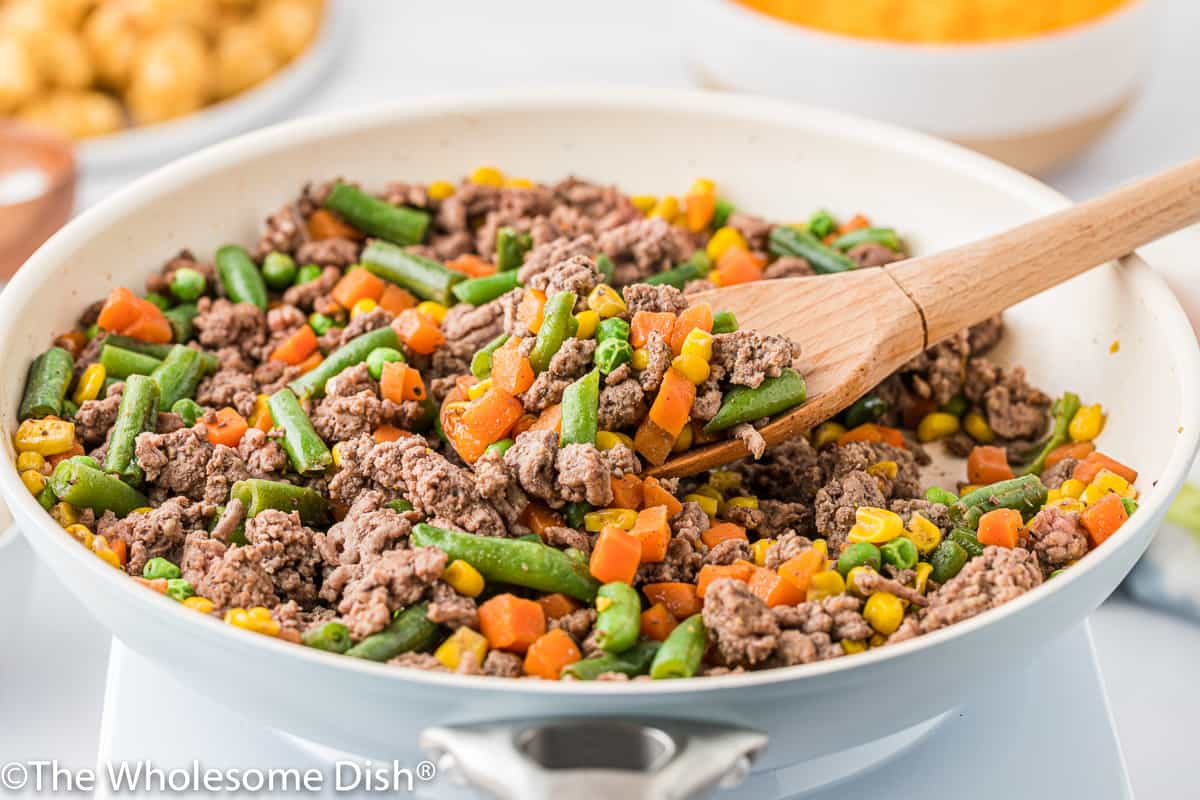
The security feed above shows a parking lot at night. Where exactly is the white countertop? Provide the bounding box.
[6,2,1200,797]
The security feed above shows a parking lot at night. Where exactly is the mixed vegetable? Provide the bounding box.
[10,167,1140,680]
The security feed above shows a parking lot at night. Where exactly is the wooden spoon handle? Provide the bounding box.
[887,155,1200,346]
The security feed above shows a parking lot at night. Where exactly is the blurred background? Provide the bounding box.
[2,0,1199,797]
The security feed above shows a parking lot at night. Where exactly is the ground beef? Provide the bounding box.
[439,298,505,356]
[847,243,904,267]
[311,363,383,443]
[316,491,412,568]
[597,378,646,431]
[771,629,840,666]
[733,437,823,504]
[711,330,798,389]
[556,444,613,507]
[964,359,1051,441]
[726,212,772,251]
[763,532,813,571]
[602,443,641,477]
[190,536,280,613]
[237,427,289,476]
[774,594,871,642]
[1026,507,1089,570]
[193,298,267,358]
[195,367,257,417]
[482,650,523,678]
[598,217,690,285]
[203,444,250,506]
[851,569,929,607]
[282,265,339,311]
[255,203,306,258]
[323,307,393,352]
[543,525,591,555]
[388,652,446,672]
[901,331,969,406]
[473,449,528,528]
[764,256,814,279]
[338,546,446,641]
[814,470,887,552]
[103,497,206,577]
[704,538,751,566]
[622,283,690,315]
[397,439,507,536]
[521,338,596,413]
[296,237,359,268]
[968,316,1004,355]
[691,372,723,424]
[426,581,478,630]
[517,235,598,288]
[74,383,123,445]
[549,608,596,643]
[907,546,1043,638]
[209,499,245,544]
[732,423,767,459]
[503,430,560,507]
[636,502,707,584]
[702,579,779,667]
[889,498,953,535]
[758,499,815,539]
[725,503,764,530]
[819,440,923,500]
[525,254,601,300]
[1040,458,1079,490]
[134,425,213,501]
[637,330,672,393]
[244,510,322,608]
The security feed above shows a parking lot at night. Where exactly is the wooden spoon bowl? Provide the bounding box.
[0,121,76,282]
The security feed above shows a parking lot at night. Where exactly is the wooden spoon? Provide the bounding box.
[650,156,1200,478]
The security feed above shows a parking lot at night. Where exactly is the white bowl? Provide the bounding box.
[0,88,1197,792]
[678,0,1155,175]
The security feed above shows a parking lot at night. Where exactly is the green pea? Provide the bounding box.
[594,338,633,374]
[170,267,206,302]
[36,485,56,510]
[295,264,322,285]
[564,501,590,530]
[171,398,204,427]
[1121,498,1139,516]
[880,537,918,571]
[925,486,958,507]
[143,557,182,581]
[929,540,969,584]
[939,394,969,417]
[843,394,888,429]
[166,579,194,602]
[308,312,334,335]
[595,317,630,344]
[808,209,837,239]
[85,323,101,341]
[711,198,735,230]
[262,251,298,290]
[711,310,738,334]
[595,253,616,285]
[366,347,406,380]
[144,292,171,311]
[486,438,514,457]
[836,542,881,577]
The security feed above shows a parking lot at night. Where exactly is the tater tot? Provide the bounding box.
[257,0,320,62]
[123,0,221,37]
[0,36,41,114]
[213,21,279,99]
[27,27,94,90]
[17,89,124,138]
[125,25,212,124]
[83,3,140,90]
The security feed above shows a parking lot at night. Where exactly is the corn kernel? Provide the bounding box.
[183,596,215,613]
[672,354,710,384]
[863,592,905,635]
[866,460,897,480]
[751,538,774,566]
[706,226,748,262]
[331,442,344,468]
[917,411,961,443]
[1082,469,1136,506]
[1048,498,1087,514]
[224,606,280,636]
[689,178,716,195]
[596,430,635,451]
[726,496,759,512]
[17,450,45,473]
[672,423,693,453]
[684,493,719,518]
[504,176,534,189]
[583,508,638,532]
[14,418,76,455]
[847,507,904,544]
[913,562,934,595]
[708,470,743,492]
[435,626,489,670]
[96,548,121,569]
[680,329,714,362]
[587,285,627,319]
[842,638,868,654]
[869,633,887,648]
[417,300,448,323]
[693,485,726,516]
[811,539,828,556]
[470,166,505,187]
[65,524,93,548]
[130,507,153,516]
[427,180,456,200]
[574,309,600,339]
[963,412,994,444]
[1060,478,1086,499]
[20,469,46,495]
[350,298,378,318]
[631,347,650,370]
[806,569,845,601]
[50,502,79,527]
[649,195,680,222]
[248,394,272,431]
[467,378,493,401]
[630,195,658,213]
[812,421,846,449]
[1069,403,1106,442]
[73,363,107,405]
[1045,488,1063,504]
[906,512,942,554]
[444,559,485,598]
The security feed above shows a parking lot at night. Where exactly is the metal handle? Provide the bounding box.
[420,718,767,800]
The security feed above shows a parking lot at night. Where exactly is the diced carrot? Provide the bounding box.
[446,254,497,278]
[639,603,678,642]
[109,537,127,567]
[647,368,696,437]
[976,508,1023,548]
[642,582,701,619]
[748,566,805,607]
[1073,452,1138,485]
[684,190,716,233]
[270,324,318,366]
[822,233,838,245]
[631,505,671,562]
[516,288,547,334]
[97,287,173,344]
[701,521,748,550]
[837,422,906,449]
[589,526,642,584]
[296,351,323,374]
[611,474,644,511]
[461,387,524,447]
[537,593,581,621]
[634,417,674,466]
[373,424,412,443]
[1045,441,1095,470]
[839,214,870,234]
[642,476,684,517]
[523,628,582,680]
[378,284,418,315]
[669,302,714,354]
[520,502,565,539]
[380,361,427,403]
[778,549,825,594]
[47,441,85,468]
[630,311,676,349]
[454,374,478,395]
[967,445,1014,485]
[1080,492,1129,547]
[441,405,490,465]
[696,561,755,597]
[330,269,385,310]
[53,331,88,359]
[512,413,537,437]
[134,577,168,594]
[530,403,562,434]
[478,593,546,654]
[712,246,765,287]
[491,337,535,395]
[307,208,363,241]
[392,309,445,355]
[206,407,247,447]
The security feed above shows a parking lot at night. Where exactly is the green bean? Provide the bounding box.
[880,537,919,571]
[711,198,735,230]
[644,255,709,289]
[836,542,881,577]
[711,310,738,334]
[940,394,969,417]
[169,267,206,302]
[103,374,159,485]
[595,253,615,285]
[594,581,641,653]
[49,459,148,517]
[324,182,430,246]
[166,579,194,602]
[470,333,510,379]
[529,290,576,373]
[950,474,1048,529]
[171,398,204,427]
[563,502,590,530]
[143,557,181,581]
[650,614,707,679]
[149,345,210,411]
[296,264,322,285]
[302,621,352,654]
[704,368,807,433]
[345,604,437,662]
[929,539,969,584]
[214,244,268,310]
[62,399,79,420]
[924,486,958,506]
[144,292,171,311]
[100,345,162,381]
[262,251,298,290]
[230,478,331,526]
[949,528,984,559]
[807,210,837,239]
[366,347,405,381]
[411,523,600,601]
[361,240,465,304]
[594,338,632,374]
[19,346,74,420]
[769,226,857,274]
[36,485,56,510]
[595,317,630,345]
[387,498,415,513]
[1018,393,1082,476]
[843,394,888,429]
[495,226,532,271]
[516,533,542,544]
[67,455,101,470]
[287,326,401,399]
[485,438,514,457]
[562,641,660,680]
[267,389,332,475]
[832,227,902,252]
[451,269,521,306]
[163,303,198,344]
[104,334,219,373]
[561,369,599,447]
